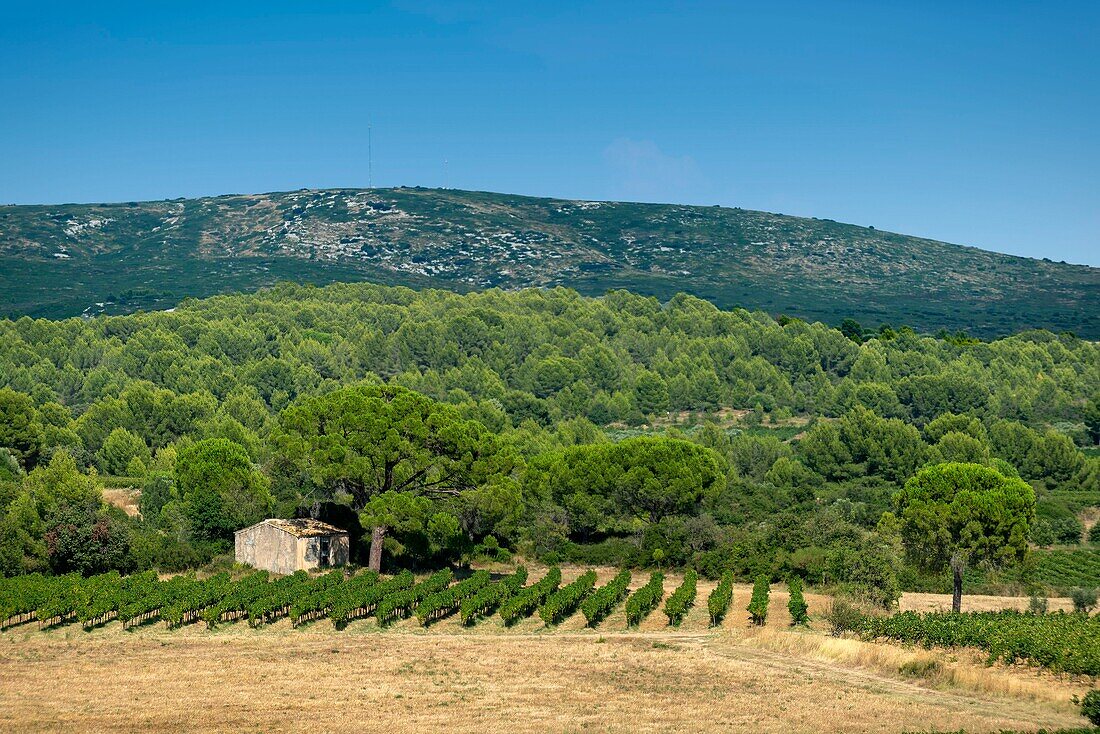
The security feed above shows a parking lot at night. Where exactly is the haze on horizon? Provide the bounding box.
[2,1,1097,266]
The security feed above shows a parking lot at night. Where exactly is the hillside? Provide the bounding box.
[2,187,1097,337]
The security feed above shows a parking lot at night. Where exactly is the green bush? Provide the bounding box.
[1080,688,1100,726]
[825,598,866,637]
[559,539,639,568]
[1071,587,1098,614]
[1029,594,1050,614]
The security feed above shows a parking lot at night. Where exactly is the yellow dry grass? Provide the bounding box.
[0,626,1088,734]
[0,567,1090,734]
[101,488,141,518]
[736,626,1085,706]
[900,591,1074,613]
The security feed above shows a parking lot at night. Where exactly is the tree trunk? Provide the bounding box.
[950,552,964,614]
[368,526,387,572]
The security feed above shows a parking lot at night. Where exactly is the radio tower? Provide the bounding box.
[368,123,373,189]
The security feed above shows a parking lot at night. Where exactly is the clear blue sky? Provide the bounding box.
[2,1,1097,265]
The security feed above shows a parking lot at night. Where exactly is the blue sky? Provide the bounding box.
[2,1,1097,265]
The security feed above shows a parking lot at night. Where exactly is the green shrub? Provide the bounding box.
[1080,688,1100,725]
[1029,594,1049,614]
[1071,587,1098,614]
[897,658,942,677]
[560,539,639,568]
[825,598,865,637]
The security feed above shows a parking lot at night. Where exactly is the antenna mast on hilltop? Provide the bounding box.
[368,123,373,189]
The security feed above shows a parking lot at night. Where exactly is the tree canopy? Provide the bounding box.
[0,281,1093,592]
[525,436,723,533]
[892,462,1035,612]
[276,383,522,569]
[175,439,272,543]
[0,388,45,470]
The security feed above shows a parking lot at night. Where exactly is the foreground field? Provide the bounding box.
[0,624,1087,734]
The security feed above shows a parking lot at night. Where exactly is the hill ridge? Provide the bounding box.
[2,186,1097,337]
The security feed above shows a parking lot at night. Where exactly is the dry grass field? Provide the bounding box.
[899,592,1074,614]
[101,487,140,518]
[0,568,1090,734]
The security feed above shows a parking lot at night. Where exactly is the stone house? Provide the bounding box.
[234,518,350,575]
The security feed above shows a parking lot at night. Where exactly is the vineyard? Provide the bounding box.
[838,609,1100,676]
[0,566,748,634]
[1032,549,1100,591]
[4,567,1098,682]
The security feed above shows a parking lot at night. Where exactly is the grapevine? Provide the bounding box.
[330,570,414,627]
[747,575,769,626]
[416,570,491,625]
[538,569,596,626]
[580,569,632,627]
[624,571,664,627]
[376,570,453,626]
[499,567,561,626]
[459,567,528,625]
[707,571,734,626]
[663,570,697,626]
[847,609,1100,676]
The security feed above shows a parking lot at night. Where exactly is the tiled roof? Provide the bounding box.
[238,518,348,538]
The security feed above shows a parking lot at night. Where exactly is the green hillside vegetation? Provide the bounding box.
[0,281,1097,601]
[2,187,1097,337]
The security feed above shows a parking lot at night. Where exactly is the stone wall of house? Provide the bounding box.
[235,522,299,575]
[297,534,350,570]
